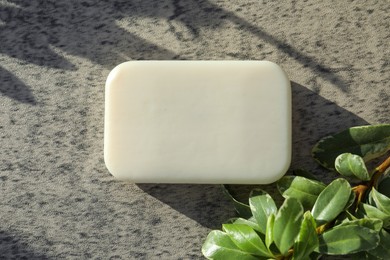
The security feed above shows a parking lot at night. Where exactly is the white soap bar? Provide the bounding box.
[104,61,291,184]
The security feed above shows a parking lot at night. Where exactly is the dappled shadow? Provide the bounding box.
[154,0,351,91]
[0,66,37,105]
[1,0,349,91]
[0,231,50,259]
[0,0,179,104]
[0,0,178,70]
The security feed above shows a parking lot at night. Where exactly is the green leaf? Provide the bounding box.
[222,185,252,218]
[249,189,277,234]
[293,211,318,260]
[312,124,390,170]
[335,153,370,180]
[233,217,262,233]
[202,230,260,260]
[316,225,380,255]
[265,214,275,249]
[359,203,390,228]
[311,178,351,225]
[273,197,304,255]
[222,224,273,257]
[277,176,326,210]
[338,218,383,232]
[370,188,390,215]
[368,229,390,259]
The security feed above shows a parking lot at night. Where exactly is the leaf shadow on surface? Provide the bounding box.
[0,231,50,260]
[1,0,350,92]
[0,66,37,105]
[139,82,368,227]
[0,0,179,104]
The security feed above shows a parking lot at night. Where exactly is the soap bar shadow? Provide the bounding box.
[139,82,367,226]
[290,81,367,174]
[137,183,235,229]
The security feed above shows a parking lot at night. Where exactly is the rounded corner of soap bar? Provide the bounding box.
[266,157,292,184]
[105,61,137,89]
[103,154,131,181]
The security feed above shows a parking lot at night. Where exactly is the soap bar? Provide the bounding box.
[104,61,291,184]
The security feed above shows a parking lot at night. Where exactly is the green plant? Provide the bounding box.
[202,124,390,259]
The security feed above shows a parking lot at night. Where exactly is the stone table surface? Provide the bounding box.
[0,0,389,259]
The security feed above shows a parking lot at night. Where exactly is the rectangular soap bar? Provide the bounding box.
[104,61,291,184]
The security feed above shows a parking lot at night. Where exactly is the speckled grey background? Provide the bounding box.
[0,0,389,259]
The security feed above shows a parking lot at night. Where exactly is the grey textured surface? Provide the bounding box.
[0,0,389,259]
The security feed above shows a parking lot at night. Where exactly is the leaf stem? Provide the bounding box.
[368,154,390,188]
[351,184,369,207]
[375,155,390,174]
[316,221,333,235]
[350,155,390,211]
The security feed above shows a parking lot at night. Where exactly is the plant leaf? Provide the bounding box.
[222,224,273,257]
[316,225,380,255]
[312,124,390,170]
[265,214,275,249]
[368,229,390,259]
[233,217,262,233]
[293,211,318,260]
[277,176,326,210]
[370,188,390,215]
[335,153,370,180]
[311,178,351,225]
[222,185,252,218]
[338,218,383,232]
[273,197,304,255]
[359,203,390,228]
[202,230,260,260]
[249,189,277,234]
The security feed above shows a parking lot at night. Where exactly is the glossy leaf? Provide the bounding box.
[265,214,275,249]
[370,188,390,215]
[249,189,277,234]
[233,217,262,233]
[338,218,383,232]
[311,179,351,225]
[222,224,272,257]
[335,153,370,180]
[293,211,318,260]
[359,203,390,228]
[316,225,380,255]
[273,197,304,255]
[277,176,326,210]
[312,124,390,170]
[222,185,252,218]
[202,230,259,260]
[368,229,390,259]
